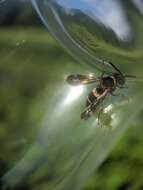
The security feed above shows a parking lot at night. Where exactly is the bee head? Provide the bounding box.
[114,73,125,86]
[102,77,114,88]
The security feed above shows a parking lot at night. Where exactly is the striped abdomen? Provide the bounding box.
[86,87,104,106]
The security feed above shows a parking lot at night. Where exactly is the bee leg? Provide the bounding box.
[111,92,130,102]
[97,100,104,126]
[97,108,104,127]
[110,92,118,96]
[118,86,126,89]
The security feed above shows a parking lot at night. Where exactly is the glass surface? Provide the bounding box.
[0,1,143,190]
[32,0,143,73]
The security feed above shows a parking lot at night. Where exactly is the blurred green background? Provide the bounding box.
[0,1,143,190]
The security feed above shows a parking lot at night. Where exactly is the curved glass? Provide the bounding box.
[32,0,143,73]
[0,1,143,190]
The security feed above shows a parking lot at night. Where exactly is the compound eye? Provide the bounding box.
[114,74,125,85]
[119,78,124,85]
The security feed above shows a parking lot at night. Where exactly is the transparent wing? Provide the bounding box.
[66,74,99,86]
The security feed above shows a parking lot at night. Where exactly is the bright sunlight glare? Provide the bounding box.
[103,104,113,113]
[64,85,84,105]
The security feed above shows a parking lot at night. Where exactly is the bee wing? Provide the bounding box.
[66,74,99,86]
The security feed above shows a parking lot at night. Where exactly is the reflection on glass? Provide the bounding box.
[32,0,143,72]
[56,0,131,40]
[103,104,113,114]
[64,85,84,105]
[132,0,143,16]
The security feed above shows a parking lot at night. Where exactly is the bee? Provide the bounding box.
[66,61,136,120]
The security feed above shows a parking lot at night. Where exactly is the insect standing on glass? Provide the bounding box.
[66,61,136,120]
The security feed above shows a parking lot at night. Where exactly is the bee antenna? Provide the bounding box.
[108,61,123,75]
[124,74,136,78]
